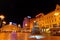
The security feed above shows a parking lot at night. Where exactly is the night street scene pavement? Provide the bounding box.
[0,0,60,40]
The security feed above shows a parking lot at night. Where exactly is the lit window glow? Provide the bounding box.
[18,24,21,27]
[54,13,59,16]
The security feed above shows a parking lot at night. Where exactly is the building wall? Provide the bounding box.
[22,4,60,32]
[22,17,30,28]
[29,18,35,31]
[29,4,60,31]
[35,4,60,28]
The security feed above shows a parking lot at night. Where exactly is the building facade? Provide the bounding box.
[23,4,60,32]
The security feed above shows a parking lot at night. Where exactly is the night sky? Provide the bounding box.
[0,0,60,25]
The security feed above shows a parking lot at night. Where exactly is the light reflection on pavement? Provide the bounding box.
[0,32,60,40]
[29,35,45,39]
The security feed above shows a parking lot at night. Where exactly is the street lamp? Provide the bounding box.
[0,15,5,28]
[25,24,28,27]
[2,21,6,26]
[0,15,5,20]
[3,21,6,24]
[18,24,21,27]
[34,21,36,23]
[24,24,28,32]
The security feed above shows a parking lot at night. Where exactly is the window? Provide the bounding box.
[52,20,53,22]
[55,19,56,21]
[50,25,51,27]
[53,24,57,27]
[59,23,60,27]
[49,17,50,19]
[46,25,49,27]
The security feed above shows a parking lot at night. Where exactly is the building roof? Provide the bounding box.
[35,13,44,18]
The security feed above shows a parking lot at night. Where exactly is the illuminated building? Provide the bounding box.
[0,24,20,32]
[35,4,60,28]
[22,4,60,32]
[0,24,21,40]
[35,4,60,31]
[29,4,60,32]
[22,16,31,32]
[22,17,30,28]
[0,15,5,28]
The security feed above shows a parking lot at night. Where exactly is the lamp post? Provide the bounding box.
[24,23,28,32]
[25,24,28,27]
[2,21,6,26]
[18,24,21,27]
[0,15,5,28]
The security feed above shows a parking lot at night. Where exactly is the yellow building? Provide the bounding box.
[37,4,60,28]
[29,4,60,32]
[22,4,60,32]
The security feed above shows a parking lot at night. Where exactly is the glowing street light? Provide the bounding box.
[34,21,36,23]
[0,15,5,20]
[18,24,21,27]
[3,21,6,24]
[0,15,5,28]
[25,24,28,26]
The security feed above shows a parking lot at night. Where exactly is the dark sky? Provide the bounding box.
[0,0,60,25]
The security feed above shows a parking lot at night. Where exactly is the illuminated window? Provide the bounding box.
[53,24,57,27]
[54,13,59,16]
[55,19,56,21]
[46,25,49,27]
[52,20,53,22]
